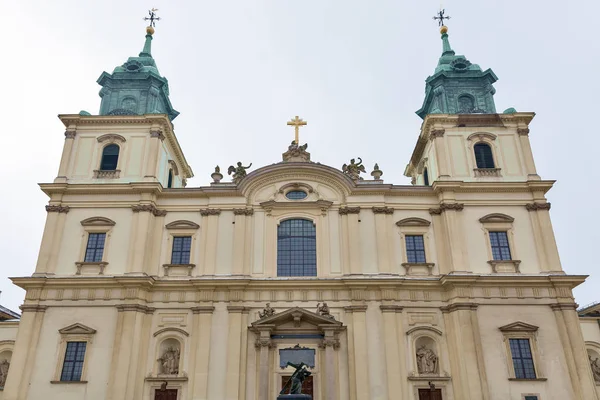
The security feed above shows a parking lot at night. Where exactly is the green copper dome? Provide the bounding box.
[416,27,498,119]
[96,28,179,120]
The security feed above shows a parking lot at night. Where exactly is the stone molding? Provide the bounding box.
[233,208,254,216]
[132,204,167,216]
[429,203,464,215]
[473,168,502,177]
[116,304,156,314]
[150,129,165,140]
[19,304,48,313]
[428,129,445,140]
[526,202,551,211]
[165,220,199,229]
[440,303,478,313]
[550,303,578,311]
[487,260,521,273]
[167,160,179,176]
[64,130,76,139]
[93,169,121,179]
[58,323,97,335]
[227,305,251,313]
[372,206,394,214]
[405,326,443,336]
[191,306,215,314]
[379,305,403,313]
[402,262,436,276]
[343,305,368,313]
[162,264,195,276]
[339,207,361,215]
[97,134,126,143]
[517,128,530,136]
[396,217,431,227]
[199,208,222,216]
[319,338,340,349]
[80,217,116,226]
[46,205,70,213]
[75,261,108,275]
[479,213,514,223]
[467,132,497,142]
[498,321,539,332]
[153,327,189,337]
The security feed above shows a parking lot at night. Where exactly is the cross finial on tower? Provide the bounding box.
[433,9,451,27]
[287,116,307,145]
[144,8,161,28]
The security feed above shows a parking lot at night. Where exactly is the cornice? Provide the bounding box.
[440,302,479,313]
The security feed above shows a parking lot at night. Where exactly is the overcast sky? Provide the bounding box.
[1,1,598,313]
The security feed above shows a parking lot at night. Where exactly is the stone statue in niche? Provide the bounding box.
[590,355,600,383]
[259,303,275,319]
[0,359,9,388]
[416,345,438,375]
[342,158,366,181]
[158,346,180,375]
[316,302,334,319]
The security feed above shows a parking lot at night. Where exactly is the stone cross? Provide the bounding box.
[287,116,307,145]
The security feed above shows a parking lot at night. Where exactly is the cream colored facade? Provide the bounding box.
[0,24,599,400]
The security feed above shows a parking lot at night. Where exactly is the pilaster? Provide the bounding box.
[232,209,253,275]
[55,129,77,182]
[35,205,69,275]
[189,306,215,400]
[344,305,369,400]
[201,209,221,275]
[526,202,562,272]
[429,128,450,179]
[430,202,469,272]
[517,127,541,180]
[253,326,275,400]
[380,305,405,399]
[373,208,394,274]
[340,208,361,274]
[226,306,250,400]
[143,127,164,181]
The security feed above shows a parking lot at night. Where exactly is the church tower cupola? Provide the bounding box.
[416,18,498,119]
[96,10,179,120]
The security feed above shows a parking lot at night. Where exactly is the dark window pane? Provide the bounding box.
[60,342,87,381]
[405,235,426,263]
[84,233,106,262]
[277,219,317,276]
[423,168,429,186]
[489,231,512,261]
[509,338,536,379]
[171,236,192,264]
[474,143,495,169]
[100,144,120,171]
[167,170,173,188]
[286,191,308,200]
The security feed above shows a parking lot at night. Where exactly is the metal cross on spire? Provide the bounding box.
[144,8,161,27]
[287,116,307,145]
[433,9,451,27]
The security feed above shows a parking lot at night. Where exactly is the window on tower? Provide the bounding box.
[171,236,192,264]
[84,233,106,262]
[423,168,430,186]
[100,144,120,170]
[167,169,174,188]
[60,341,87,382]
[277,219,317,277]
[489,231,512,261]
[474,143,495,169]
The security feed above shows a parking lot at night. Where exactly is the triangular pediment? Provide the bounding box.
[58,323,97,335]
[498,321,538,332]
[251,307,343,330]
[579,303,600,317]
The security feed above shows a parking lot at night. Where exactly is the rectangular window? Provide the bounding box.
[60,341,87,381]
[524,396,539,400]
[489,231,511,260]
[405,235,426,263]
[84,233,106,262]
[509,338,536,379]
[171,236,192,264]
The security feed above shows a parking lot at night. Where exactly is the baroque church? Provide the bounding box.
[0,13,600,400]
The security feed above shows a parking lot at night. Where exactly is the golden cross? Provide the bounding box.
[287,116,307,144]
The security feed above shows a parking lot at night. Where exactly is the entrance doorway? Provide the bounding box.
[281,375,314,396]
[154,388,177,400]
[418,388,442,400]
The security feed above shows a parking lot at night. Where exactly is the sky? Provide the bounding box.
[1,1,599,313]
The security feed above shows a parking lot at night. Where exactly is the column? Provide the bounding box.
[107,305,154,400]
[55,129,76,182]
[441,303,487,400]
[254,327,274,400]
[144,127,164,181]
[380,306,404,398]
[430,129,450,179]
[190,306,215,400]
[344,305,369,400]
[128,205,155,274]
[321,327,340,400]
[35,205,69,275]
[517,128,541,179]
[2,305,46,400]
[552,304,598,399]
[527,203,562,272]
[226,306,248,400]
[551,304,581,399]
[429,211,451,274]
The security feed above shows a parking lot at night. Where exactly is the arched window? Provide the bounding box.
[167,169,173,188]
[423,168,430,186]
[277,219,316,277]
[474,143,495,168]
[100,144,119,171]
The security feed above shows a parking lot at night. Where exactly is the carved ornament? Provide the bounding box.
[132,204,167,216]
[64,130,76,139]
[372,206,394,214]
[97,134,126,143]
[233,208,254,216]
[428,129,445,140]
[199,208,222,216]
[429,203,464,214]
[150,129,165,140]
[46,205,70,213]
[165,220,199,229]
[466,132,497,142]
[517,128,530,136]
[396,217,431,227]
[525,202,551,211]
[478,213,514,223]
[168,160,179,176]
[319,338,340,349]
[254,338,275,349]
[93,169,120,179]
[80,217,116,226]
[339,207,361,215]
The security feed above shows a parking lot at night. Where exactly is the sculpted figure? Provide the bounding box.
[342,157,366,181]
[280,362,312,395]
[590,355,600,383]
[316,302,334,319]
[416,345,438,375]
[259,303,275,319]
[158,346,180,375]
[0,359,9,388]
[227,162,252,184]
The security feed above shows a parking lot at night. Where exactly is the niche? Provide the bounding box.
[157,338,181,376]
[414,336,439,376]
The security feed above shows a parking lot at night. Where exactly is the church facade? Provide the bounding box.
[0,20,599,400]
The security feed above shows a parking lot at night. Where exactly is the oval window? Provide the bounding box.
[286,190,307,200]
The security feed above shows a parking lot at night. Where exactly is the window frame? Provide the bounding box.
[77,217,115,275]
[479,214,520,273]
[396,218,435,276]
[52,323,96,384]
[509,338,537,379]
[99,143,120,171]
[466,133,502,177]
[163,221,199,277]
[499,322,545,381]
[489,231,512,261]
[170,236,192,265]
[276,218,317,277]
[84,232,107,263]
[405,235,427,263]
[473,142,495,169]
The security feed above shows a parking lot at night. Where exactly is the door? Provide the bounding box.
[154,388,177,400]
[281,375,314,396]
[418,388,442,400]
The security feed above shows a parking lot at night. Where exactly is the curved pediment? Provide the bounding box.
[396,217,431,227]
[165,220,200,229]
[80,217,116,226]
[239,163,355,204]
[479,213,514,223]
[251,307,344,331]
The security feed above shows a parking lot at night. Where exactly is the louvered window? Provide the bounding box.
[474,143,495,168]
[100,144,119,170]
